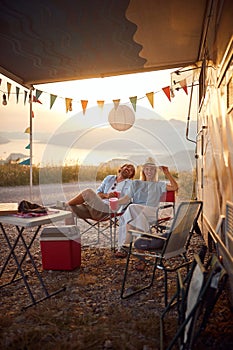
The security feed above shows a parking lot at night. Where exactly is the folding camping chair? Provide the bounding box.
[160,253,228,349]
[150,190,176,234]
[121,200,203,306]
[78,210,124,249]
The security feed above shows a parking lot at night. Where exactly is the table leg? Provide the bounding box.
[0,223,66,309]
[0,222,37,305]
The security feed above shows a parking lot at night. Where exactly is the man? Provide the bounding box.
[66,163,135,224]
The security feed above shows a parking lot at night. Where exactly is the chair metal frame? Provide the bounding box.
[160,252,228,349]
[150,190,176,233]
[75,211,123,250]
[120,200,203,306]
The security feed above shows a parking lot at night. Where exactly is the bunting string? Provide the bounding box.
[0,73,193,114]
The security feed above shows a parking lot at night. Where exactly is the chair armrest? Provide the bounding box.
[128,229,167,240]
[159,204,174,210]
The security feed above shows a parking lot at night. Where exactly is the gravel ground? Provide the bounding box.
[0,185,233,349]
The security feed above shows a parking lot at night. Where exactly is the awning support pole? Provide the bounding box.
[29,86,33,200]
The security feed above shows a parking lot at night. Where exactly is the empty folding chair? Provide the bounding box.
[121,200,203,306]
[160,253,228,350]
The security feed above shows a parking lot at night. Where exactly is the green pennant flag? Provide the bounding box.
[50,94,57,109]
[16,86,20,103]
[24,91,28,105]
[35,89,42,100]
[129,96,137,112]
[19,158,30,165]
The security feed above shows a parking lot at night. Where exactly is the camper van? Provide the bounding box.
[182,6,233,300]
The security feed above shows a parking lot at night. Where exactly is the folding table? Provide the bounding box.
[0,208,72,310]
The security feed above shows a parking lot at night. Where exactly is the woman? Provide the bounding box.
[114,158,178,264]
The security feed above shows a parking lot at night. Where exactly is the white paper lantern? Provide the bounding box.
[108,105,135,131]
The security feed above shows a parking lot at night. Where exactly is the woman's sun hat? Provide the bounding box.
[142,157,157,167]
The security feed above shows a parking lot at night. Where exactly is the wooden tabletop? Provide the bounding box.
[0,203,18,215]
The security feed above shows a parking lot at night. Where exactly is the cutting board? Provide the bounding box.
[0,203,18,215]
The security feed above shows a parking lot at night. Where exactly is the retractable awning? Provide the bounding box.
[0,0,207,88]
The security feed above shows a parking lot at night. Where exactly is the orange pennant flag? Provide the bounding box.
[146,92,154,108]
[129,96,137,112]
[7,82,11,99]
[162,86,171,101]
[65,98,73,112]
[81,100,88,114]
[179,79,188,95]
[97,100,105,109]
[113,99,120,110]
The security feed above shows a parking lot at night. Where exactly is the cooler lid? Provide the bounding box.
[40,225,80,241]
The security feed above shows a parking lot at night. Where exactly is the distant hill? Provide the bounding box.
[0,135,9,144]
[1,114,197,171]
[43,117,196,171]
[100,149,195,171]
[102,150,195,171]
[47,117,196,151]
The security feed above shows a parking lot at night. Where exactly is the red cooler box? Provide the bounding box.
[40,225,81,271]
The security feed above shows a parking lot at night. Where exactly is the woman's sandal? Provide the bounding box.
[115,250,127,258]
[135,260,146,271]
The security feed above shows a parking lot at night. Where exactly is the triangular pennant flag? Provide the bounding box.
[24,127,30,134]
[146,92,154,108]
[113,99,120,109]
[31,111,34,118]
[179,79,188,95]
[32,95,42,104]
[50,94,57,109]
[25,143,30,150]
[19,158,30,165]
[65,98,73,112]
[16,86,20,103]
[129,96,137,112]
[97,100,105,109]
[24,91,28,105]
[35,89,42,100]
[81,100,88,114]
[162,86,171,101]
[7,82,11,99]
